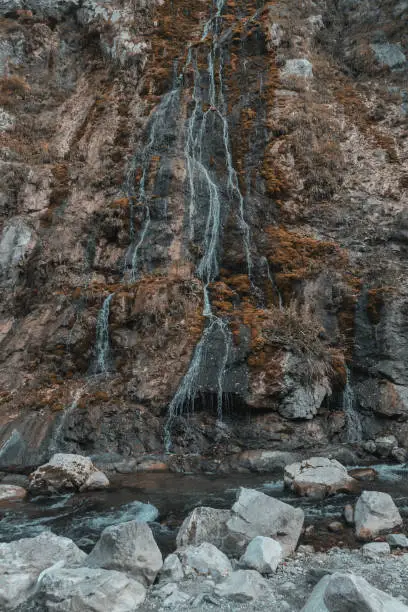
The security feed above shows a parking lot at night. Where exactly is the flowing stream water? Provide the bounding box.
[2,464,408,555]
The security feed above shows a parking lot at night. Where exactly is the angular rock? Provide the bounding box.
[371,43,406,69]
[362,541,391,558]
[236,449,299,472]
[240,536,283,574]
[355,490,402,540]
[348,467,377,481]
[392,447,407,463]
[0,484,26,502]
[328,521,343,533]
[214,569,268,602]
[158,554,184,583]
[374,435,398,458]
[176,507,232,550]
[0,430,26,469]
[153,583,190,607]
[344,504,354,525]
[281,58,314,78]
[227,488,304,557]
[301,572,408,612]
[279,379,328,419]
[80,470,110,491]
[34,566,146,612]
[387,533,408,548]
[29,453,109,493]
[0,531,86,609]
[179,542,232,579]
[284,457,359,499]
[86,520,162,586]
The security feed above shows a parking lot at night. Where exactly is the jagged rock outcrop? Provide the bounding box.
[0,0,407,465]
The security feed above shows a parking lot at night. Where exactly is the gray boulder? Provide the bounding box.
[29,453,109,494]
[179,543,232,579]
[0,484,26,502]
[362,541,391,558]
[301,572,408,611]
[374,435,398,458]
[281,58,314,78]
[214,569,268,602]
[34,566,146,611]
[176,507,232,550]
[371,43,406,69]
[240,536,283,574]
[284,457,358,499]
[86,520,162,586]
[158,554,184,583]
[355,491,402,540]
[387,533,408,548]
[227,487,304,557]
[152,583,190,607]
[177,489,303,558]
[0,532,86,610]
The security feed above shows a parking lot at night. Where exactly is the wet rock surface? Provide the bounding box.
[284,457,359,499]
[29,454,109,493]
[85,520,163,586]
[354,490,403,540]
[0,0,406,471]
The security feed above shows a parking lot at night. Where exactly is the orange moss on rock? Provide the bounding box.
[366,286,395,324]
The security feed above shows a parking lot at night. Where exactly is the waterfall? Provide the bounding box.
[124,87,180,280]
[343,367,363,443]
[164,311,232,451]
[49,387,85,454]
[164,1,245,449]
[93,293,114,375]
[261,255,283,309]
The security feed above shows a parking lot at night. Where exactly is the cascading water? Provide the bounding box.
[92,293,114,375]
[124,85,180,280]
[343,367,363,443]
[49,387,86,454]
[164,0,247,450]
[261,255,283,309]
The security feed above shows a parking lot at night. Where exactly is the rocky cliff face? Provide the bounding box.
[0,0,407,469]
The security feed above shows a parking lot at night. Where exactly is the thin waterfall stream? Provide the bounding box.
[92,292,114,375]
[343,367,363,443]
[164,0,248,450]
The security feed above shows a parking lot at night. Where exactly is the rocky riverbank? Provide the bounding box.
[1,453,408,610]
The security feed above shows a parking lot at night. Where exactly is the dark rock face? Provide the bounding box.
[0,0,407,468]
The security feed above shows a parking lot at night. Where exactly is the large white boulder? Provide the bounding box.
[301,572,408,611]
[177,489,303,558]
[284,457,359,499]
[178,542,232,579]
[240,536,283,574]
[227,488,304,557]
[0,532,86,610]
[0,484,26,502]
[29,453,109,493]
[35,566,146,611]
[214,569,268,602]
[86,520,162,586]
[354,490,402,540]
